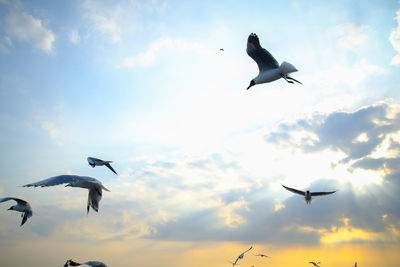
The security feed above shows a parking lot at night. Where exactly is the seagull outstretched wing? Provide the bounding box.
[282,185,305,196]
[0,197,28,205]
[311,191,336,196]
[246,33,279,72]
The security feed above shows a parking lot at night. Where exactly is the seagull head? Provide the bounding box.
[247,79,255,90]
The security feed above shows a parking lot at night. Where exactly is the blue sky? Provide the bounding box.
[1,0,400,266]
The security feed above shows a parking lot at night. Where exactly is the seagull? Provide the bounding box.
[0,197,32,226]
[64,259,107,267]
[87,157,117,175]
[309,262,321,267]
[254,254,271,258]
[231,246,253,266]
[246,33,302,90]
[282,184,336,204]
[23,175,110,214]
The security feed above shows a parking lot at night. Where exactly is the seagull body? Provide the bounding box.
[0,197,32,226]
[246,33,302,89]
[23,175,110,214]
[282,184,336,204]
[309,262,321,267]
[64,259,107,267]
[87,157,117,175]
[231,246,253,266]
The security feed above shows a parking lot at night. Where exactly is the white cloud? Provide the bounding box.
[390,10,400,65]
[120,37,213,68]
[83,0,122,43]
[5,11,55,52]
[68,29,80,45]
[41,121,65,146]
[333,24,368,50]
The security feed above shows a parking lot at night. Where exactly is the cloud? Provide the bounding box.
[119,37,212,68]
[69,29,80,45]
[333,24,368,50]
[4,10,55,52]
[266,101,400,163]
[82,0,122,43]
[41,121,66,146]
[390,10,400,65]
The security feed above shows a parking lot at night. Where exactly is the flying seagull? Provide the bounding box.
[64,259,107,267]
[230,246,253,266]
[246,33,302,89]
[0,197,32,226]
[255,254,271,258]
[309,262,321,267]
[87,157,117,175]
[23,175,110,214]
[282,184,336,204]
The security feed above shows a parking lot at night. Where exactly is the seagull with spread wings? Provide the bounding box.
[246,33,302,90]
[23,175,110,214]
[282,184,336,204]
[230,246,253,266]
[0,197,32,226]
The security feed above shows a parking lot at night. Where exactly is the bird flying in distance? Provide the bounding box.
[282,184,336,204]
[87,157,117,175]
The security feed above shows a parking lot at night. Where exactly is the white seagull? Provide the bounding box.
[309,261,321,267]
[87,157,117,175]
[246,33,302,90]
[64,259,107,267]
[23,175,110,214]
[0,197,32,226]
[230,246,253,266]
[282,184,336,204]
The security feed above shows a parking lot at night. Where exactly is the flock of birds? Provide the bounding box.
[0,33,355,266]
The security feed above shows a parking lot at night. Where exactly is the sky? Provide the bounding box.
[0,0,400,266]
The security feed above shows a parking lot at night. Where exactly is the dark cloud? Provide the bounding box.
[266,103,400,163]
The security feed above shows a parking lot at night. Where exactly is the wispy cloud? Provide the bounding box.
[119,37,212,68]
[4,10,55,52]
[68,29,80,45]
[333,23,368,50]
[390,10,400,65]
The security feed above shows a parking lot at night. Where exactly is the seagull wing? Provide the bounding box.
[247,33,279,73]
[311,191,336,196]
[282,185,305,196]
[0,197,28,205]
[23,175,106,189]
[105,162,117,175]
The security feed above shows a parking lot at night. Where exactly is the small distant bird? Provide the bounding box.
[282,184,336,204]
[230,246,253,266]
[309,262,321,267]
[0,197,32,226]
[87,157,117,175]
[255,254,271,258]
[220,48,224,51]
[64,259,107,267]
[246,33,302,90]
[23,175,110,214]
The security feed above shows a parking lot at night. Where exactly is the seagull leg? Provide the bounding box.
[286,76,302,85]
